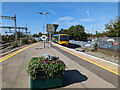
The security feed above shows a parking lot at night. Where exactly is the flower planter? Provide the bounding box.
[30,76,63,89]
[26,55,66,89]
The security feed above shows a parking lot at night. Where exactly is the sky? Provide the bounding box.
[1,2,119,35]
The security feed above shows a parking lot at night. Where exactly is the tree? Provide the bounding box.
[38,32,42,37]
[68,25,87,40]
[33,34,38,37]
[9,35,15,41]
[105,16,120,37]
[52,31,59,35]
[16,31,24,39]
[58,29,69,33]
[59,29,64,33]
[87,33,93,38]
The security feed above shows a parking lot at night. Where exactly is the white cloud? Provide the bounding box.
[87,9,89,17]
[79,19,95,22]
[58,16,73,21]
[65,22,79,25]
[54,16,76,26]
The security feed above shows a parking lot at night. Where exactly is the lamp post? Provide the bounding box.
[38,12,49,49]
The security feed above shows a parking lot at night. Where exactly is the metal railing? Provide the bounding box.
[97,37,120,51]
[69,40,95,50]
[69,37,120,51]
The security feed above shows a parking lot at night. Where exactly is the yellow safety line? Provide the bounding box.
[52,42,120,76]
[0,42,40,63]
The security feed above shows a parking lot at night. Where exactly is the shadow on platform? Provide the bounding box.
[67,44,81,49]
[63,69,88,86]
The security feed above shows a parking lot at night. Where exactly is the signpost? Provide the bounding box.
[40,35,48,41]
[40,35,48,49]
[47,24,59,47]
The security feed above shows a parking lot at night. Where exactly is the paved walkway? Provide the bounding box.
[1,42,118,88]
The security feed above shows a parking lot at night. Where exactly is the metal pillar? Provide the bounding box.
[38,12,49,49]
[43,14,45,49]
[28,32,30,40]
[49,32,52,47]
[14,14,17,42]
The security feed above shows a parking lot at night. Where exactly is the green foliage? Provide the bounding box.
[38,32,42,37]
[28,39,37,44]
[69,25,87,40]
[2,35,8,42]
[9,35,15,42]
[52,25,87,41]
[11,41,18,48]
[94,43,98,51]
[93,16,120,38]
[26,56,66,79]
[28,40,33,44]
[105,16,120,37]
[20,38,29,45]
[33,34,39,37]
[16,31,24,39]
[31,39,37,43]
[87,33,93,38]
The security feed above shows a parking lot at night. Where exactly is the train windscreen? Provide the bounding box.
[60,35,69,41]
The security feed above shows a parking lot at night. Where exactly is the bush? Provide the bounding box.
[31,39,37,43]
[94,43,98,51]
[11,41,18,48]
[20,38,29,45]
[26,55,66,79]
[28,40,32,44]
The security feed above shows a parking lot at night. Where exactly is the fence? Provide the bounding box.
[97,37,120,51]
[69,40,95,50]
[69,37,120,51]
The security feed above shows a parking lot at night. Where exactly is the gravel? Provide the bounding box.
[75,48,119,65]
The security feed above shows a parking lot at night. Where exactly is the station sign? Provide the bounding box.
[47,24,59,32]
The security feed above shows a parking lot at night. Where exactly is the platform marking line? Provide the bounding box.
[52,43,120,76]
[0,42,40,63]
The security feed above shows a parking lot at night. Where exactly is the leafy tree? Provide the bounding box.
[38,32,42,37]
[16,31,25,39]
[105,16,120,37]
[33,34,38,37]
[87,33,93,40]
[68,25,87,40]
[9,35,15,41]
[59,29,65,33]
[52,25,87,40]
[2,35,8,42]
[52,31,59,35]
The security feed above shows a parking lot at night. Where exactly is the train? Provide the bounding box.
[52,33,69,46]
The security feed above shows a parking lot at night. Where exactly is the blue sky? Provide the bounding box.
[2,2,118,35]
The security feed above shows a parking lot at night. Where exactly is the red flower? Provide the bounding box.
[51,61,54,64]
[43,60,45,62]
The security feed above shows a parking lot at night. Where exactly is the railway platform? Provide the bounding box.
[1,42,120,89]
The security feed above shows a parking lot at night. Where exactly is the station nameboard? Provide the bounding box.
[47,24,59,32]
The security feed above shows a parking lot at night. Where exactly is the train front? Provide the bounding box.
[58,34,69,46]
